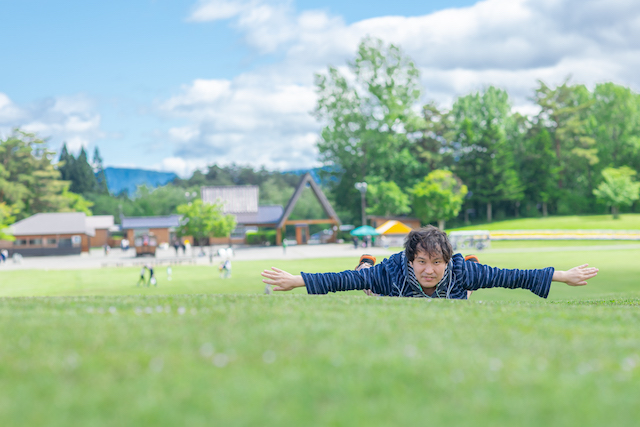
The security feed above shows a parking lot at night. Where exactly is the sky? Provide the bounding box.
[1,0,639,177]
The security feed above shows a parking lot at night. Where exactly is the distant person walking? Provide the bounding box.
[173,239,180,256]
[148,265,156,286]
[136,266,147,287]
[220,259,232,279]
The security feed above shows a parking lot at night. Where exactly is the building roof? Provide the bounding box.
[10,212,95,237]
[201,186,259,214]
[277,173,341,229]
[375,220,413,235]
[235,205,284,225]
[121,215,182,229]
[86,215,114,230]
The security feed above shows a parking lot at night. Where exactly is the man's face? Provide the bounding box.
[409,250,446,290]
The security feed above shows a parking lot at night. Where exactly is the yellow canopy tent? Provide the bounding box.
[375,220,413,235]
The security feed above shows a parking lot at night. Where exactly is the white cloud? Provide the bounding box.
[155,156,210,178]
[159,0,640,172]
[0,93,104,153]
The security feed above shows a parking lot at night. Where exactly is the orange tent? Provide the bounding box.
[375,220,413,235]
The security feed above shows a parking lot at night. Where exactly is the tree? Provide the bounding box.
[413,102,455,172]
[0,130,91,220]
[451,87,523,222]
[411,170,468,230]
[176,199,237,246]
[69,147,97,195]
[93,147,109,194]
[0,202,15,241]
[534,79,597,213]
[58,143,73,181]
[514,126,560,217]
[314,37,425,222]
[366,180,411,217]
[593,167,640,219]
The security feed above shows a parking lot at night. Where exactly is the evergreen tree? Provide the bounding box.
[0,130,92,219]
[452,87,523,222]
[58,143,73,181]
[93,147,109,194]
[69,147,97,195]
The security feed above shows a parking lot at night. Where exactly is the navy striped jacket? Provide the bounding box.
[301,252,554,299]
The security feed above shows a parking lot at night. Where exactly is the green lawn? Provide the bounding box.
[449,213,640,231]
[1,248,640,426]
[1,244,639,300]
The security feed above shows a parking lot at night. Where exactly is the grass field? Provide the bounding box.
[2,244,640,426]
[449,213,640,230]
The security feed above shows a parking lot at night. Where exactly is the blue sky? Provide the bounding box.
[1,0,639,176]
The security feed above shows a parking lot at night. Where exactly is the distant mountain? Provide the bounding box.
[102,167,177,196]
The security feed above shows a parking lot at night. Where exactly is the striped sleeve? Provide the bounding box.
[302,264,392,295]
[462,261,555,298]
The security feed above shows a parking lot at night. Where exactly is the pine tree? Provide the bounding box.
[69,147,97,195]
[58,143,73,181]
[93,147,109,194]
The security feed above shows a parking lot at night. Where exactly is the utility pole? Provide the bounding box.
[354,182,368,226]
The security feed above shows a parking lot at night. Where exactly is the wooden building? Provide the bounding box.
[201,173,341,245]
[120,215,182,246]
[0,212,99,256]
[86,215,115,247]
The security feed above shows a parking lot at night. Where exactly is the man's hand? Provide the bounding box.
[261,267,305,291]
[553,264,599,286]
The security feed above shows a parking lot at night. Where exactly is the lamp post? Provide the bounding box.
[354,182,368,227]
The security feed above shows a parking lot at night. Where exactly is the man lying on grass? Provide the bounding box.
[261,226,599,299]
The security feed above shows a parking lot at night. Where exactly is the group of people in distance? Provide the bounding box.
[136,264,157,287]
[262,225,599,299]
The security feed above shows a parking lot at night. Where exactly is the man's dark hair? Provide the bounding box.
[404,226,453,263]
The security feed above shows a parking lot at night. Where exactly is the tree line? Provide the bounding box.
[3,37,640,234]
[313,37,640,226]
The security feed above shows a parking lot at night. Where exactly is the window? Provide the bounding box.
[14,239,28,246]
[29,238,43,246]
[58,238,72,248]
[46,238,57,245]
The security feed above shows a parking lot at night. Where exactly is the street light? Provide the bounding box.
[354,181,368,227]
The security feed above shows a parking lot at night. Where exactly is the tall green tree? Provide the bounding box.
[414,102,455,172]
[58,143,73,181]
[593,167,640,219]
[365,180,411,217]
[590,83,640,171]
[176,199,237,246]
[513,126,560,217]
[452,87,523,222]
[411,170,468,230]
[69,147,97,195]
[0,202,15,241]
[314,37,425,222]
[0,130,91,220]
[534,79,597,213]
[93,147,109,194]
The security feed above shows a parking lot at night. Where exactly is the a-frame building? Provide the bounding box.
[276,173,341,245]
